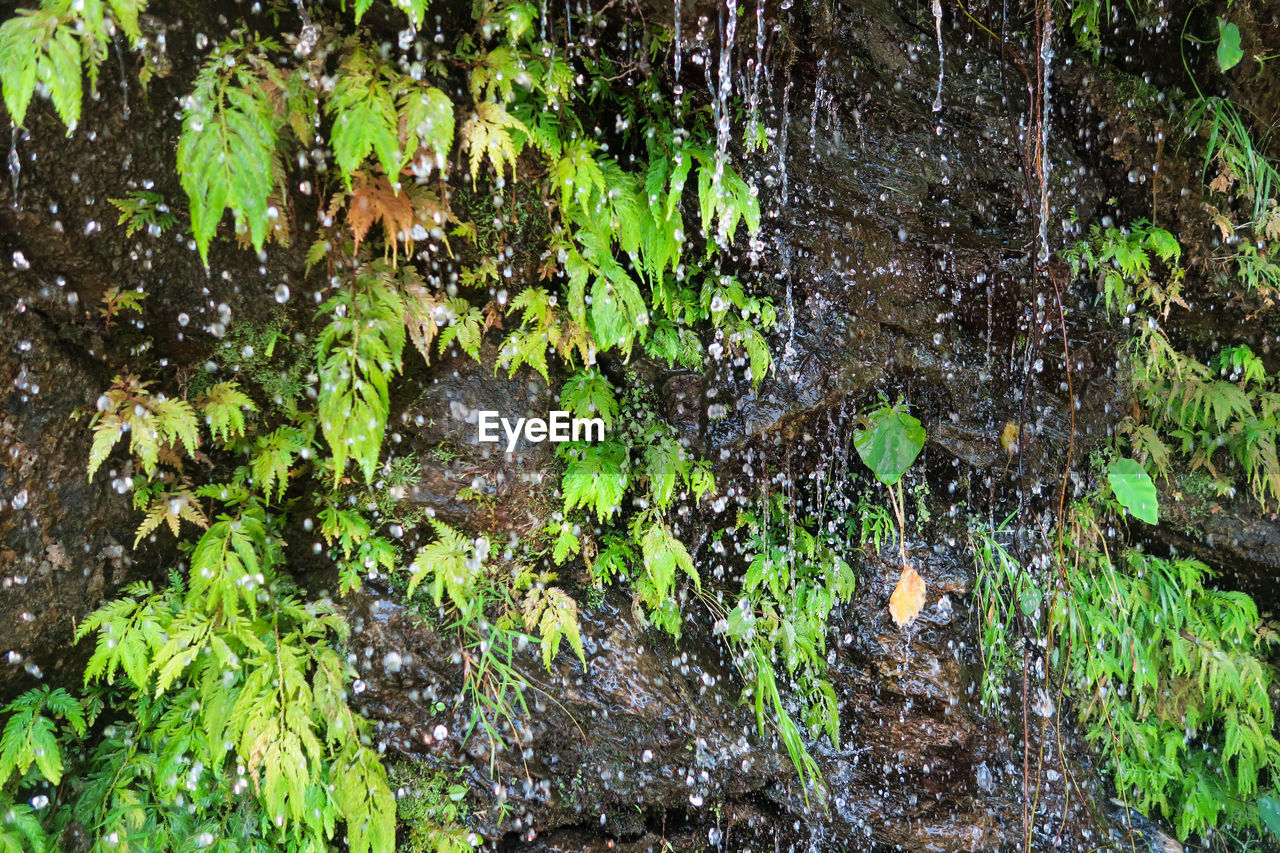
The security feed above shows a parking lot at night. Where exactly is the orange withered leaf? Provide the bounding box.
[888,564,927,627]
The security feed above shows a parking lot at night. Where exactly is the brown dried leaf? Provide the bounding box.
[482,300,505,334]
[402,282,444,365]
[888,564,927,627]
[1209,156,1237,195]
[1262,205,1280,242]
[1203,203,1236,242]
[346,172,414,258]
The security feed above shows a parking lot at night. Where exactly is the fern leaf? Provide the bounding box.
[0,687,83,786]
[436,297,485,362]
[560,367,618,428]
[328,49,402,185]
[462,100,526,186]
[316,269,406,484]
[319,505,371,560]
[401,84,454,171]
[134,487,208,546]
[106,0,147,43]
[251,426,306,501]
[406,520,483,611]
[522,586,585,669]
[640,519,698,608]
[389,0,430,28]
[152,396,200,459]
[199,381,256,446]
[0,10,80,132]
[332,743,396,853]
[559,441,628,522]
[553,140,607,215]
[177,41,284,264]
[87,413,126,482]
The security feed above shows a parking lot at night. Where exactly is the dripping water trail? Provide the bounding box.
[1036,5,1054,264]
[808,50,828,152]
[673,0,683,120]
[778,237,797,377]
[711,0,738,227]
[8,123,19,202]
[777,55,793,211]
[114,38,130,121]
[747,0,766,142]
[931,0,944,112]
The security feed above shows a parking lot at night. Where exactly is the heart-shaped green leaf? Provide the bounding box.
[1261,795,1280,839]
[1108,458,1159,525]
[855,405,925,486]
[1217,19,1243,72]
[1019,584,1041,617]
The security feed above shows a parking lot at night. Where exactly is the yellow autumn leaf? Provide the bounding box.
[1000,421,1022,455]
[889,565,927,627]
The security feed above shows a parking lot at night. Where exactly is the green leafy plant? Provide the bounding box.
[853,400,926,570]
[717,494,856,801]
[551,379,713,636]
[1056,508,1280,841]
[968,516,1041,711]
[392,766,479,853]
[109,191,177,238]
[0,0,148,132]
[1217,18,1244,72]
[0,0,786,844]
[5,364,399,851]
[1068,222,1280,509]
[315,262,407,485]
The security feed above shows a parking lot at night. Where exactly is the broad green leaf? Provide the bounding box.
[1217,19,1243,72]
[1260,795,1280,839]
[854,405,925,486]
[1108,457,1159,524]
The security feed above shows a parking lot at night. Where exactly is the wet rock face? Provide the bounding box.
[0,0,1267,850]
[0,291,145,697]
[351,586,794,849]
[363,0,1136,849]
[399,341,562,540]
[682,0,1123,496]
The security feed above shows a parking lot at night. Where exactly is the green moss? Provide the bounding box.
[390,764,480,853]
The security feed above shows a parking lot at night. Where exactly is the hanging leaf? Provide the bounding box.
[1217,19,1243,72]
[888,565,926,627]
[854,404,926,486]
[1108,457,1159,524]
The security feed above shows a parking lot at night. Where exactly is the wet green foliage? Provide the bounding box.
[1059,504,1280,841]
[1,0,785,836]
[390,766,478,853]
[552,381,714,637]
[1106,457,1159,525]
[1068,222,1280,508]
[0,0,148,133]
[2,361,397,851]
[968,517,1040,712]
[722,495,857,800]
[853,402,926,488]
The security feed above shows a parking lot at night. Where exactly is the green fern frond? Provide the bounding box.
[199,381,257,446]
[177,38,285,264]
[328,49,402,184]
